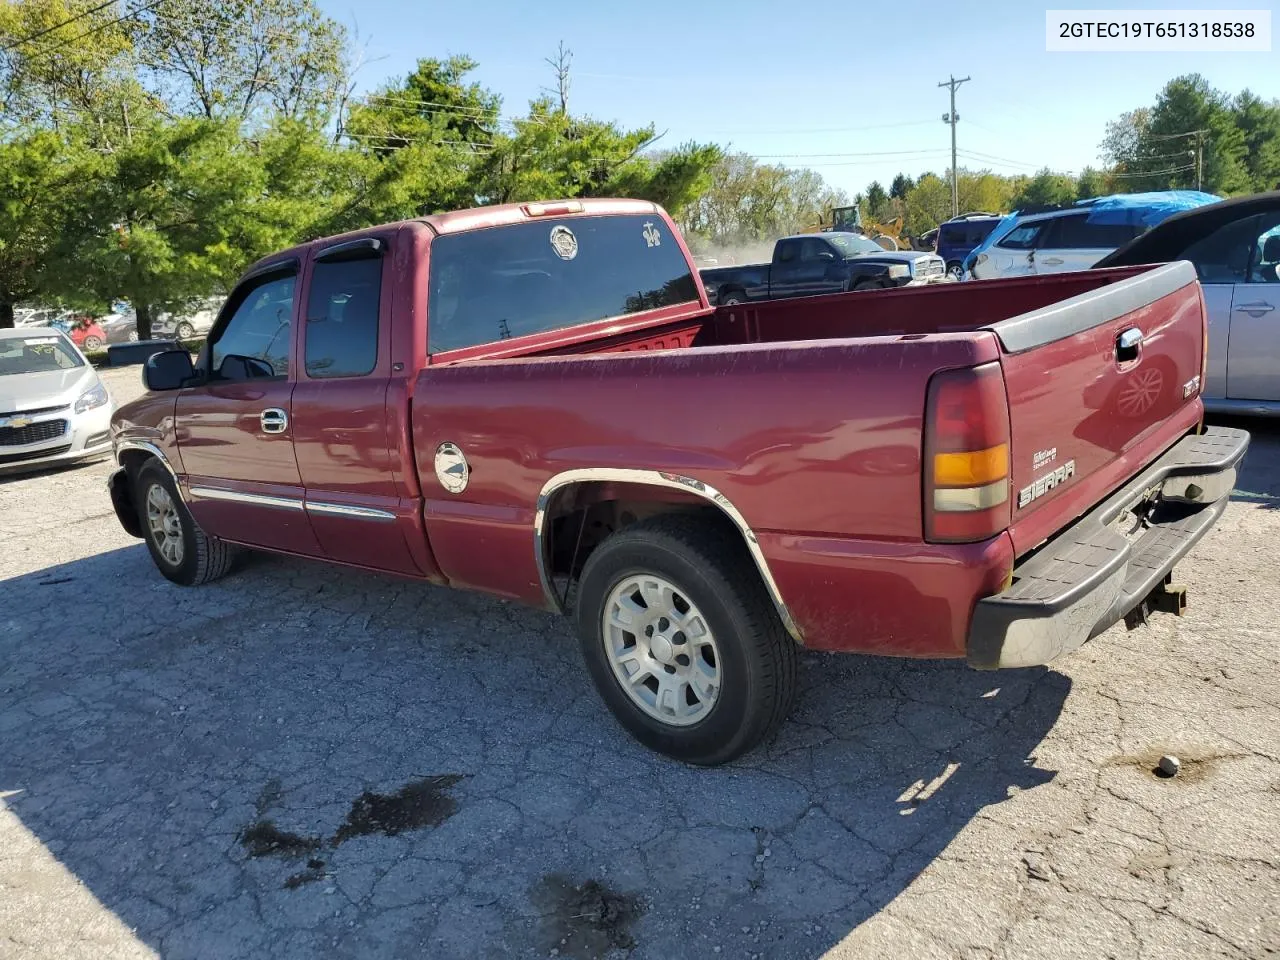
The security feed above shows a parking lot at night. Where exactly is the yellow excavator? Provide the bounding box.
[796,205,911,250]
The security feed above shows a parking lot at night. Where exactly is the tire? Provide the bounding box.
[852,279,880,292]
[946,261,964,281]
[574,514,798,765]
[127,330,139,342]
[176,322,196,340]
[82,335,103,351]
[134,461,237,586]
[718,290,745,306]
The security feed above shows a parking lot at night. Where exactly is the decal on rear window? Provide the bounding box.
[550,225,578,261]
[643,222,661,248]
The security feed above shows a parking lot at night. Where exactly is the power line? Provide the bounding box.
[1,0,120,51]
[703,119,940,136]
[752,148,957,160]
[1110,163,1197,179]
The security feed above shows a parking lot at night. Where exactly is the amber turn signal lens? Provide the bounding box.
[933,443,1009,488]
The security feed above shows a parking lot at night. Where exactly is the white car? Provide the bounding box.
[153,298,222,340]
[0,327,115,475]
[970,208,1144,280]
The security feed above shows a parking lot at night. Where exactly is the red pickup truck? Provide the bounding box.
[107,198,1249,765]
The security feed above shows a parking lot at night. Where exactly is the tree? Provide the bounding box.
[1101,75,1249,194]
[0,131,92,327]
[343,55,500,153]
[864,180,889,221]
[136,0,348,123]
[1075,166,1106,200]
[889,173,914,200]
[901,173,950,236]
[678,153,846,249]
[56,119,287,338]
[1233,90,1280,191]
[1011,168,1077,209]
[542,41,571,115]
[0,0,148,147]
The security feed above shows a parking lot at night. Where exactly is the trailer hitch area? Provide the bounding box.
[1124,573,1188,630]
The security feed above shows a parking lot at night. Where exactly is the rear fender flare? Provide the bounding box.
[534,468,803,644]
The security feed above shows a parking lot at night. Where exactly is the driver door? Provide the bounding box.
[174,267,321,554]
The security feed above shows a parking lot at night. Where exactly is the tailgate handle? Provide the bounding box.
[1116,327,1143,362]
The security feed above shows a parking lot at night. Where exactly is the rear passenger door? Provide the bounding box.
[290,237,425,575]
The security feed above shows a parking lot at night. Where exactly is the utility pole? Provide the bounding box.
[1195,131,1204,191]
[939,75,970,218]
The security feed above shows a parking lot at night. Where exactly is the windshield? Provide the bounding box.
[827,233,886,256]
[0,334,84,377]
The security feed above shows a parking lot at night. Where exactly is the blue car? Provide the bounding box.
[935,215,1003,280]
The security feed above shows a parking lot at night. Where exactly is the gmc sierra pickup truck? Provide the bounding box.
[108,197,1248,765]
[700,231,947,306]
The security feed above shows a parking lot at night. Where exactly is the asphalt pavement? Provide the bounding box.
[0,365,1276,959]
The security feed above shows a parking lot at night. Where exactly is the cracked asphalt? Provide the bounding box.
[1,366,1277,960]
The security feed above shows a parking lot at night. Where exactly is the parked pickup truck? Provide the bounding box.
[700,231,948,305]
[107,197,1248,765]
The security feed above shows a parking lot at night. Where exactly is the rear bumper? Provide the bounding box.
[967,426,1250,669]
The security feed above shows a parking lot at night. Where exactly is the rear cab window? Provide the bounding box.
[427,214,699,355]
[305,253,383,378]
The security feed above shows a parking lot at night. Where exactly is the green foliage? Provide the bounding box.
[0,130,92,315]
[677,153,848,249]
[1101,73,1276,194]
[1011,168,1079,209]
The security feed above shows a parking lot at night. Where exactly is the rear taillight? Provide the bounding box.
[924,362,1012,543]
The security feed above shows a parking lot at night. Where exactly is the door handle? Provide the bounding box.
[1116,327,1143,362]
[259,408,289,434]
[1234,301,1275,315]
[1041,257,1064,265]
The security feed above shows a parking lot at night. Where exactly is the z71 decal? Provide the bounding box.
[1018,460,1076,509]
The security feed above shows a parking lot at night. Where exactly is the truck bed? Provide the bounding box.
[415,261,1208,656]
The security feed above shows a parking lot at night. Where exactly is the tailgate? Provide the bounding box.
[988,262,1206,556]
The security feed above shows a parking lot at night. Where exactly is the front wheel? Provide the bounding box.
[574,515,798,765]
[134,462,237,586]
[175,321,196,340]
[946,261,964,281]
[719,291,745,306]
[81,335,103,351]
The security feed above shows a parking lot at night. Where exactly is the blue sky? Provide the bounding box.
[316,0,1280,197]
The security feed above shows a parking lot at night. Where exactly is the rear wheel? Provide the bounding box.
[175,321,196,340]
[134,461,237,586]
[81,335,103,351]
[574,514,798,765]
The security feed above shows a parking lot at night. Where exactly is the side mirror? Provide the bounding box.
[144,349,195,391]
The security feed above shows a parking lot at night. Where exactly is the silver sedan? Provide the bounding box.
[0,327,115,475]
